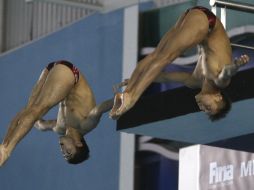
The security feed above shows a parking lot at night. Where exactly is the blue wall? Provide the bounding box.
[0,10,123,190]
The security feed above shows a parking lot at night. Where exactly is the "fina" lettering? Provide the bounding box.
[209,162,234,184]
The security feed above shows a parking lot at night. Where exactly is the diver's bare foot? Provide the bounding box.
[109,93,124,120]
[109,92,133,120]
[114,93,133,118]
[0,144,9,167]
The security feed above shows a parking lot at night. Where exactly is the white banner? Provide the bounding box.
[179,144,254,190]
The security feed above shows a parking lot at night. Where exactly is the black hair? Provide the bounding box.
[67,138,90,164]
[209,90,232,121]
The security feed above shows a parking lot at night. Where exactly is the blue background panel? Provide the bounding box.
[0,10,123,190]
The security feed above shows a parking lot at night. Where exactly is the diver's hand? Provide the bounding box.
[234,54,250,67]
[219,54,250,81]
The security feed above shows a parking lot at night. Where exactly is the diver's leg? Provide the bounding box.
[110,9,210,118]
[0,64,75,166]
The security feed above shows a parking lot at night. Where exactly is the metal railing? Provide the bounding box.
[210,0,254,50]
[210,0,254,14]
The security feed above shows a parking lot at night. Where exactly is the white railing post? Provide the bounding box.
[119,4,138,190]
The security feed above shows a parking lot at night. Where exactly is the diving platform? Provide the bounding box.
[117,68,254,144]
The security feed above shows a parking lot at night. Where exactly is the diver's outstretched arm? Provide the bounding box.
[113,71,199,93]
[80,98,114,134]
[216,54,249,87]
[154,71,200,88]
